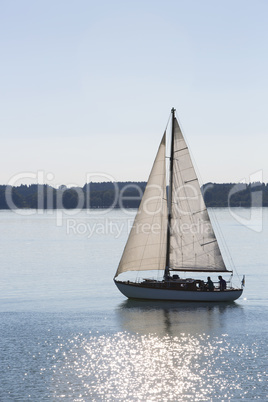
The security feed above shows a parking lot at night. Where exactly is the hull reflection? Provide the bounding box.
[116,299,242,336]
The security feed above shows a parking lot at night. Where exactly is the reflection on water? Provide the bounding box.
[46,328,265,401]
[1,307,266,401]
[42,302,265,401]
[116,299,243,336]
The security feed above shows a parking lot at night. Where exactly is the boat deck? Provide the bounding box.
[118,279,238,292]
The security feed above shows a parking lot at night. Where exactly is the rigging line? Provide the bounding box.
[164,111,172,133]
[176,115,236,275]
[172,134,218,261]
[159,183,168,281]
[208,208,235,272]
[165,108,175,272]
[176,114,205,190]
[169,112,208,258]
[136,163,167,282]
[156,166,168,281]
[173,120,230,270]
[176,113,214,233]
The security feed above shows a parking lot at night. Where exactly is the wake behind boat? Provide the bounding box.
[114,108,243,302]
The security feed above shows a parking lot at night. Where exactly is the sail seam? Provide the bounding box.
[200,240,217,246]
[184,178,198,184]
[174,147,188,153]
[192,209,206,215]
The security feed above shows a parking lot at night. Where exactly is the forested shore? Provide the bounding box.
[0,182,267,209]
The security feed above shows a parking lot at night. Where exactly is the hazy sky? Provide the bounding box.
[1,0,267,187]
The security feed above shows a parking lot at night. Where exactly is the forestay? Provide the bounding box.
[114,134,168,277]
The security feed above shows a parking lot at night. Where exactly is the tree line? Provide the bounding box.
[0,181,267,209]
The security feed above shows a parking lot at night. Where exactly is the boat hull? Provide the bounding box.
[114,281,243,302]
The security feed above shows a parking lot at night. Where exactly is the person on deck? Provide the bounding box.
[206,276,214,291]
[218,275,227,291]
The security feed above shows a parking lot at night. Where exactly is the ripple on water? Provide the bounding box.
[41,332,267,401]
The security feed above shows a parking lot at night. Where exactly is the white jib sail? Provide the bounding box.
[169,119,227,272]
[115,134,167,277]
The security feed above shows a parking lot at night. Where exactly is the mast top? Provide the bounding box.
[171,107,176,114]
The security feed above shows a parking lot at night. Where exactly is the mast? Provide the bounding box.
[165,107,175,278]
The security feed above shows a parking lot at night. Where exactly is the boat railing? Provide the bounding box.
[118,277,238,291]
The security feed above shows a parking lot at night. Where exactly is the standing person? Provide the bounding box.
[206,276,214,291]
[218,275,226,291]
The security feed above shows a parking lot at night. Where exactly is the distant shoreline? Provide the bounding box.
[0,181,267,209]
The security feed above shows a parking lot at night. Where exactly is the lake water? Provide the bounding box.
[0,208,267,401]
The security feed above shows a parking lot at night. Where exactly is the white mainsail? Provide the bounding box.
[114,134,167,277]
[169,119,227,272]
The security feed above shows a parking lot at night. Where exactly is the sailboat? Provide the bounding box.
[114,108,243,302]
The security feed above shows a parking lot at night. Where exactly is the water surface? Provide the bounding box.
[0,209,267,400]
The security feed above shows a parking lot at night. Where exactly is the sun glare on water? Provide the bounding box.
[40,331,264,401]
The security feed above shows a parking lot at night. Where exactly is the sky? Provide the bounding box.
[1,0,267,187]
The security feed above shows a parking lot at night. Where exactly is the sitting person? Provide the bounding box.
[206,276,214,291]
[218,275,227,291]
